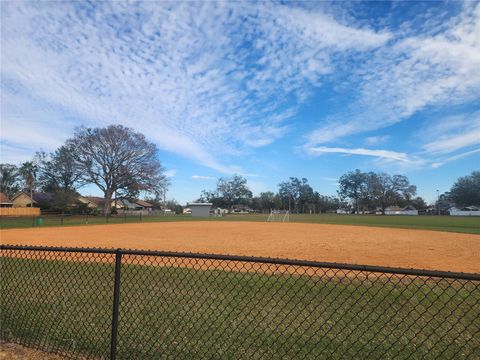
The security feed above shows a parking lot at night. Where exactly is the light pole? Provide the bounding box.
[436,189,440,215]
[163,187,166,216]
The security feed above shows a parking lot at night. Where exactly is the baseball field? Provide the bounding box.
[2,220,479,272]
[1,219,479,359]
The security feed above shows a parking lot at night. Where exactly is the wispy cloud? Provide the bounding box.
[165,170,177,178]
[364,135,391,146]
[308,146,420,164]
[192,175,215,180]
[306,3,480,146]
[1,2,388,171]
[421,112,480,154]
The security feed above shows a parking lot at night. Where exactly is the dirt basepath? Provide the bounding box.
[1,221,479,273]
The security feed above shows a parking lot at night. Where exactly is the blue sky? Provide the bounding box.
[1,1,479,204]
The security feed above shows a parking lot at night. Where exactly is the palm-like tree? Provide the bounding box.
[19,161,38,207]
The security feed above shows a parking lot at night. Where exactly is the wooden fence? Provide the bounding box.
[0,207,41,217]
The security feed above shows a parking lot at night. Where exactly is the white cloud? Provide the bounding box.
[308,146,421,164]
[364,135,391,146]
[192,175,215,180]
[306,3,480,146]
[424,130,480,154]
[165,170,177,178]
[421,112,480,154]
[1,2,388,171]
[430,149,480,168]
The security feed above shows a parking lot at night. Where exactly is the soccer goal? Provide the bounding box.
[267,210,290,222]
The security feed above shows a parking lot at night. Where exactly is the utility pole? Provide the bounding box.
[437,189,440,215]
[163,187,166,216]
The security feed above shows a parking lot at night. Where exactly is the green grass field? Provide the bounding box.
[1,213,479,234]
[1,256,478,359]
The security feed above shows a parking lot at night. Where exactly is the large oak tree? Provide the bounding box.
[67,125,167,215]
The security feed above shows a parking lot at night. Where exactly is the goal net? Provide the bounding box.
[267,210,290,222]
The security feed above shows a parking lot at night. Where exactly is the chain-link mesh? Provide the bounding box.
[1,246,479,359]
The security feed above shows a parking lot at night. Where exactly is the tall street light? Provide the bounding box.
[437,189,440,215]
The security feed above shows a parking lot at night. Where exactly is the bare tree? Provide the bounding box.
[67,125,168,215]
[18,161,38,207]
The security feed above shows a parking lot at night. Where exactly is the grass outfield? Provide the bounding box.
[1,256,478,359]
[1,213,479,234]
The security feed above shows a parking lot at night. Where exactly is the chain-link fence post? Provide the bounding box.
[110,249,122,360]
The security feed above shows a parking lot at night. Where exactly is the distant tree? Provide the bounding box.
[338,170,367,214]
[250,191,282,212]
[18,161,39,207]
[410,196,427,210]
[258,191,282,212]
[367,173,416,214]
[278,178,298,212]
[217,175,253,208]
[197,189,224,207]
[36,145,83,191]
[0,164,21,197]
[51,188,79,214]
[277,177,313,213]
[449,171,480,206]
[67,125,168,215]
[199,175,252,209]
[314,193,341,213]
[165,199,183,214]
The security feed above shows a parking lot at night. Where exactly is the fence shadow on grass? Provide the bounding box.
[1,245,479,359]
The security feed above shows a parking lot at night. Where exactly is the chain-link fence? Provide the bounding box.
[1,245,479,359]
[0,212,184,229]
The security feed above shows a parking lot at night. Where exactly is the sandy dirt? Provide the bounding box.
[0,342,64,360]
[1,221,479,273]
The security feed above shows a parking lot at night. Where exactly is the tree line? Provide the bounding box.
[198,170,479,214]
[0,125,168,215]
[197,175,346,214]
[436,171,480,212]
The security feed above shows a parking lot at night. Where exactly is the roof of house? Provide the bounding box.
[187,202,212,206]
[461,206,480,211]
[82,196,106,206]
[385,206,417,211]
[385,206,403,211]
[135,200,153,207]
[0,192,12,204]
[12,192,54,203]
[32,192,54,203]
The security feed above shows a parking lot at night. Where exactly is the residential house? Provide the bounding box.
[0,193,13,207]
[135,200,154,211]
[231,204,253,213]
[12,192,54,209]
[112,199,154,211]
[384,205,418,216]
[78,196,106,211]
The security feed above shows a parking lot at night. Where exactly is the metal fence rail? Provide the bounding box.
[0,212,180,229]
[1,245,479,359]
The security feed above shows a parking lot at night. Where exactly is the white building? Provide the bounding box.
[449,206,480,216]
[384,205,418,216]
[187,203,212,217]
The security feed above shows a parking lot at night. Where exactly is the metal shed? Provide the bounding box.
[187,203,212,217]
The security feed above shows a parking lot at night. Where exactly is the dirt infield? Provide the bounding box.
[1,221,479,273]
